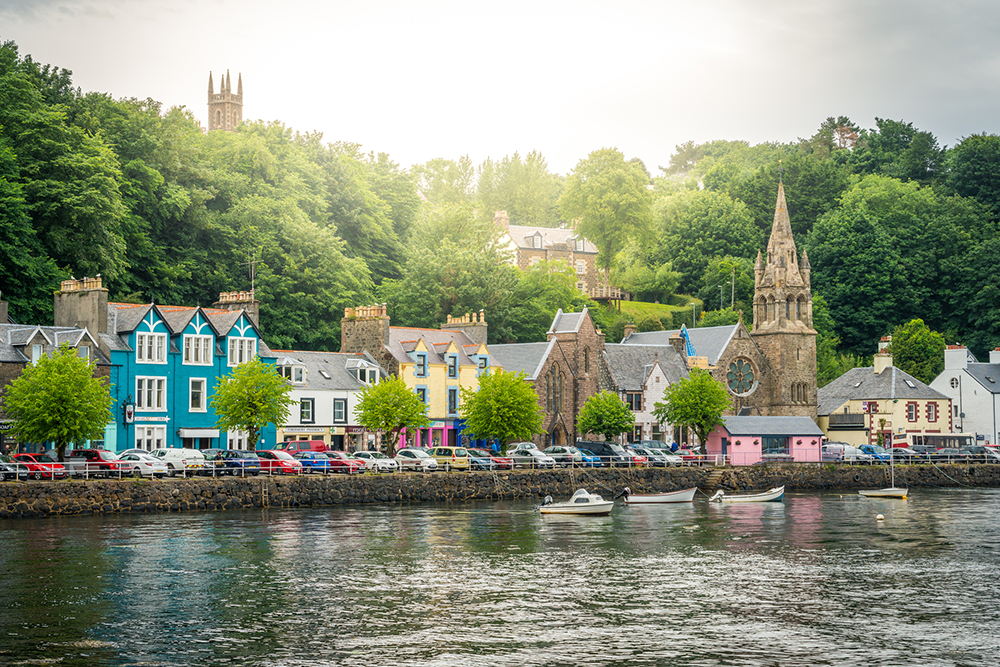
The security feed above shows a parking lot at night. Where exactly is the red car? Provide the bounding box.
[468,448,514,470]
[325,450,365,474]
[257,450,304,475]
[14,453,68,480]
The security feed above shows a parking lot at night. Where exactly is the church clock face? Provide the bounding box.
[727,358,756,396]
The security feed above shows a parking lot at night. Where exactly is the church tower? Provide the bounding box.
[207,70,243,132]
[750,182,817,419]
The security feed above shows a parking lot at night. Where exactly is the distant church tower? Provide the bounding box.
[207,70,242,132]
[750,182,818,419]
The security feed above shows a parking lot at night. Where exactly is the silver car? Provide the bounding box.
[117,452,170,478]
[353,450,398,473]
[394,448,439,472]
[510,448,556,469]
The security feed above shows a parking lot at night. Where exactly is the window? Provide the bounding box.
[906,402,917,422]
[532,235,541,249]
[136,333,168,363]
[416,387,427,404]
[478,356,487,370]
[575,239,584,252]
[448,388,458,415]
[228,337,256,366]
[625,392,642,411]
[357,367,376,384]
[448,355,458,379]
[585,348,590,373]
[136,377,166,411]
[189,378,206,412]
[31,344,42,364]
[78,346,91,361]
[576,260,585,274]
[135,425,165,450]
[333,399,347,423]
[300,398,315,424]
[950,377,959,389]
[530,257,540,266]
[183,335,213,365]
[762,437,789,455]
[228,431,247,449]
[279,366,305,383]
[415,353,427,377]
[928,402,938,422]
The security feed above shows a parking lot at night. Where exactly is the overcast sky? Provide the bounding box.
[3,0,1000,175]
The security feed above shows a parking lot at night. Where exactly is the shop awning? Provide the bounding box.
[178,428,220,438]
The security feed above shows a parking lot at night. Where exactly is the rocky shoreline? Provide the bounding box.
[0,463,996,519]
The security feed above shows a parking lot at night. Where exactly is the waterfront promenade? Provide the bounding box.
[0,462,997,519]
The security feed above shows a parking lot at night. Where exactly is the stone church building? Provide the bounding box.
[207,70,242,132]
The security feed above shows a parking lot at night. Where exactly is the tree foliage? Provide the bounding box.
[3,344,113,460]
[887,319,946,385]
[353,376,430,457]
[458,369,544,454]
[477,150,563,227]
[212,357,295,449]
[577,390,635,442]
[651,369,731,454]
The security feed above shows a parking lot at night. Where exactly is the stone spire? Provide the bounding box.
[237,73,243,96]
[208,71,214,94]
[225,70,231,94]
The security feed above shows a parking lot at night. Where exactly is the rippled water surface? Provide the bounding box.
[2,488,999,666]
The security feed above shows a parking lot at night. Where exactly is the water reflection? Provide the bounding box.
[0,490,998,665]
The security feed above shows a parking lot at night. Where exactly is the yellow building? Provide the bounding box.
[817,350,952,446]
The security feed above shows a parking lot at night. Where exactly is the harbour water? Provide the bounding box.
[1,488,999,666]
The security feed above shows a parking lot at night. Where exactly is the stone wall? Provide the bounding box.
[0,464,997,519]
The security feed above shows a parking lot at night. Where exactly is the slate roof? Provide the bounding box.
[506,224,597,253]
[965,363,1000,394]
[385,326,483,367]
[620,324,738,366]
[0,324,108,364]
[603,344,688,391]
[719,416,824,437]
[270,350,388,391]
[489,341,554,380]
[548,308,589,335]
[817,365,949,416]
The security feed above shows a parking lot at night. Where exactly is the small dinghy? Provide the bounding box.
[709,485,785,503]
[620,486,697,504]
[859,487,908,499]
[538,489,614,515]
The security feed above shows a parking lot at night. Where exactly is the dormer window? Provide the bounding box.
[228,337,256,366]
[575,238,584,252]
[532,234,542,249]
[415,353,427,377]
[31,344,42,364]
[137,333,168,363]
[78,346,91,361]
[447,355,458,379]
[478,356,488,370]
[358,367,376,384]
[279,365,305,384]
[184,335,213,365]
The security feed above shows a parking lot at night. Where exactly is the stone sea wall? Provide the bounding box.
[0,463,997,519]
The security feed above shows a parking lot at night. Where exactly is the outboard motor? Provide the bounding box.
[709,490,725,502]
[612,486,631,501]
[541,495,553,506]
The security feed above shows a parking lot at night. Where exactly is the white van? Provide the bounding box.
[150,448,206,476]
[823,442,873,463]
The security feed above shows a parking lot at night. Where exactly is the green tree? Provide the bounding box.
[458,369,544,454]
[413,156,475,206]
[700,308,740,327]
[946,133,1000,212]
[212,357,294,450]
[577,390,635,442]
[848,118,944,185]
[4,344,113,460]
[887,319,946,385]
[477,150,563,227]
[558,147,654,277]
[813,294,865,387]
[651,368,731,454]
[353,376,430,457]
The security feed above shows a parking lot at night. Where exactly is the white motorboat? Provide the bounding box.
[859,441,908,500]
[709,485,785,503]
[538,489,614,515]
[621,486,697,504]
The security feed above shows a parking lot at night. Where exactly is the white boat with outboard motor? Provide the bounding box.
[619,486,697,504]
[709,486,785,503]
[859,442,908,499]
[538,488,614,515]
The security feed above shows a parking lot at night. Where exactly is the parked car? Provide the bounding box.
[150,448,206,476]
[575,448,604,467]
[467,448,514,470]
[632,446,680,468]
[116,452,169,478]
[394,448,439,472]
[257,450,304,475]
[964,446,1000,463]
[324,450,365,474]
[937,448,973,462]
[64,448,126,478]
[821,444,845,462]
[822,443,873,463]
[858,444,891,462]
[576,440,633,467]
[542,445,583,467]
[0,454,29,481]
[890,447,923,463]
[201,449,262,476]
[273,440,328,456]
[293,451,337,474]
[647,448,684,467]
[507,441,538,451]
[429,446,472,472]
[509,447,556,469]
[469,450,498,471]
[13,453,68,480]
[352,450,399,473]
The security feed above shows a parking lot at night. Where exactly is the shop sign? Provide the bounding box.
[345,426,366,434]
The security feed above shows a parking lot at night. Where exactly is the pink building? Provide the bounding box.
[706,416,823,466]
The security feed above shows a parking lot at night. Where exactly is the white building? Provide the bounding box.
[930,346,1000,445]
[274,350,388,451]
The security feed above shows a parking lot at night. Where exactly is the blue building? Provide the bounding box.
[53,278,276,452]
